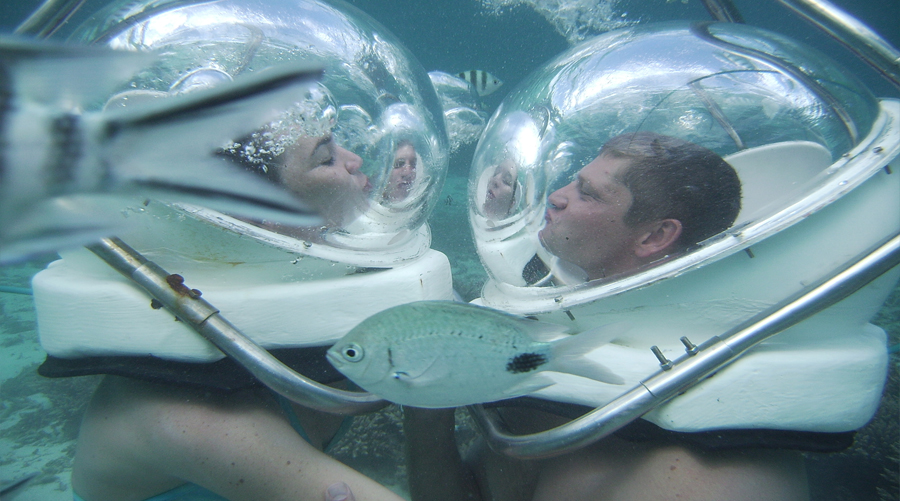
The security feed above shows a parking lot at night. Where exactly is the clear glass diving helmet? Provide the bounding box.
[34,0,454,363]
[73,0,449,268]
[467,21,899,432]
[469,21,883,307]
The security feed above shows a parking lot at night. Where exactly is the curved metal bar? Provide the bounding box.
[14,0,86,38]
[699,0,744,23]
[86,237,387,415]
[471,233,900,459]
[775,0,900,91]
[691,21,859,144]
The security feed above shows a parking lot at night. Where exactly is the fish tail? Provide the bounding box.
[101,62,324,225]
[549,324,625,385]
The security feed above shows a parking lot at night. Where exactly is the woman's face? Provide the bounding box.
[482,159,517,218]
[275,133,371,226]
[384,143,417,202]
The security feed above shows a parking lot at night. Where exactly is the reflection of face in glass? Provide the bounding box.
[482,159,517,219]
[273,133,371,226]
[539,155,645,280]
[384,142,417,203]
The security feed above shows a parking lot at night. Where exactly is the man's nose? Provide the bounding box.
[547,185,569,210]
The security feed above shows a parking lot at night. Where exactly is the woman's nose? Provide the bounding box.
[339,146,363,173]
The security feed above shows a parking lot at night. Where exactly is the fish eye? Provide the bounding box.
[341,343,364,362]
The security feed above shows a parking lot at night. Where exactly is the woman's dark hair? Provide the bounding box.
[218,131,284,184]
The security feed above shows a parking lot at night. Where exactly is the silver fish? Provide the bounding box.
[0,36,323,262]
[456,69,503,97]
[327,301,623,408]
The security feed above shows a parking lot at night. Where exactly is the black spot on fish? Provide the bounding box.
[506,353,548,374]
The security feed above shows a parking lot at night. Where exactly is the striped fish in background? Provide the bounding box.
[456,70,503,96]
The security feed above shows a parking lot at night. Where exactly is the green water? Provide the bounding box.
[1,0,899,499]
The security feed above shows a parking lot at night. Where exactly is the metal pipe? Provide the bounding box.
[14,0,86,38]
[691,22,859,144]
[86,237,387,415]
[775,0,900,91]
[699,0,744,23]
[689,81,744,149]
[471,233,900,459]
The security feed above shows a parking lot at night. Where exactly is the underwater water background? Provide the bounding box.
[1,0,899,499]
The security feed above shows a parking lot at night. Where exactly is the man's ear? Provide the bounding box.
[634,219,682,258]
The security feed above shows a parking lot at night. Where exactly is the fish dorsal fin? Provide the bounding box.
[1,36,156,107]
[0,195,128,264]
[101,62,325,227]
[548,323,628,385]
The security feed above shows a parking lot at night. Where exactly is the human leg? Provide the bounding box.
[72,376,405,501]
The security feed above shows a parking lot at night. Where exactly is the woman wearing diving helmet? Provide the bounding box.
[59,0,450,499]
[71,96,403,501]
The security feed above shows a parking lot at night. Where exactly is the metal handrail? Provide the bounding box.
[699,0,744,23]
[14,0,85,38]
[471,233,900,459]
[86,237,387,415]
[775,0,900,91]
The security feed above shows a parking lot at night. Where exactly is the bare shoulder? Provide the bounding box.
[482,408,809,501]
[532,437,810,501]
[72,376,283,500]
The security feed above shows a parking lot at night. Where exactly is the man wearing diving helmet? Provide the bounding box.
[406,132,812,501]
[70,106,403,501]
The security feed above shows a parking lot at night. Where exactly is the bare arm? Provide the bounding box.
[73,376,404,501]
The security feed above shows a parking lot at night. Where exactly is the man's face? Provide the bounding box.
[539,154,645,279]
[483,159,517,218]
[385,143,417,202]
